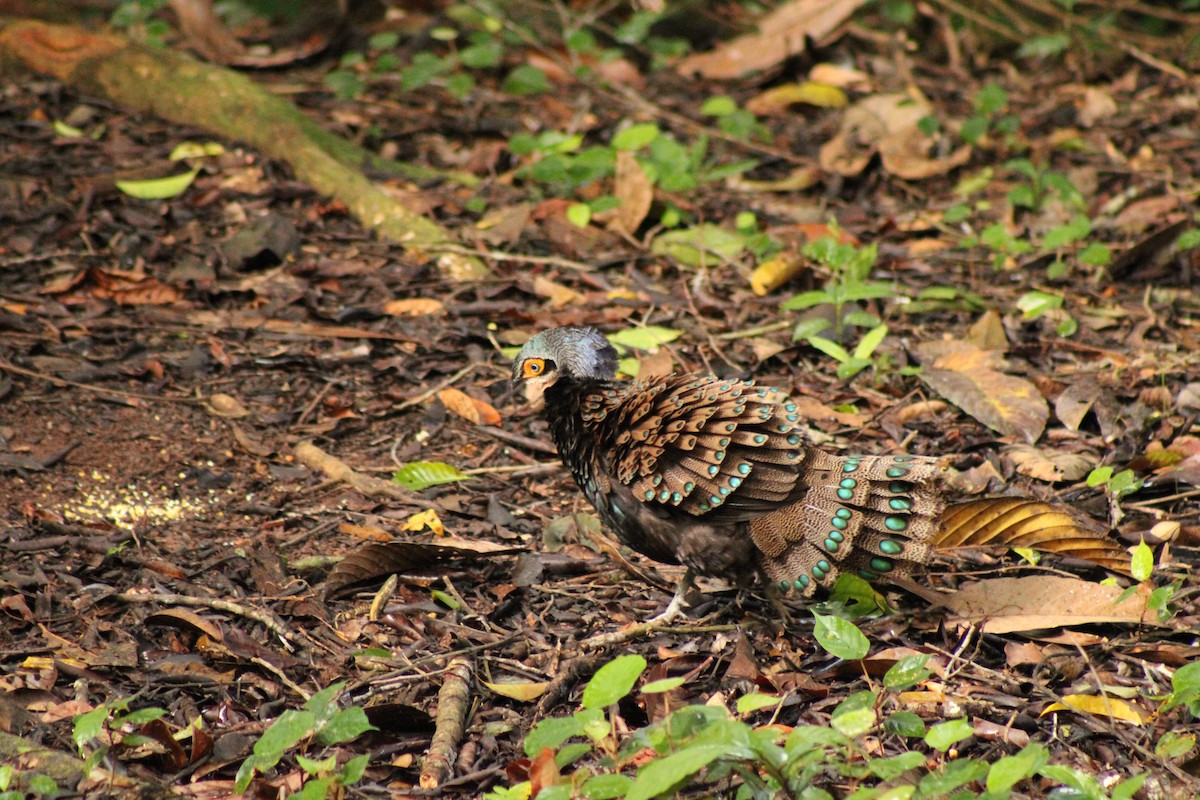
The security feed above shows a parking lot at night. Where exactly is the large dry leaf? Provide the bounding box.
[612,150,652,235]
[819,92,970,179]
[943,576,1152,633]
[676,0,866,79]
[1004,444,1095,482]
[325,541,523,598]
[1054,381,1102,431]
[915,342,1048,443]
[936,498,1130,574]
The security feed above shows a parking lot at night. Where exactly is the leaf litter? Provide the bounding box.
[1,4,1199,797]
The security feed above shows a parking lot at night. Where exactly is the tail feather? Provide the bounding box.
[751,453,947,595]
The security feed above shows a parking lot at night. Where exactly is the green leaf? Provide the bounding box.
[791,316,834,342]
[369,31,400,50]
[613,123,660,151]
[782,289,834,310]
[317,707,375,746]
[627,743,728,800]
[607,326,681,351]
[736,693,782,714]
[986,743,1048,792]
[837,282,895,302]
[1176,228,1200,250]
[974,83,1008,115]
[1130,540,1154,582]
[1017,33,1069,58]
[884,711,926,738]
[72,706,109,752]
[235,709,318,791]
[1108,469,1142,498]
[296,753,337,775]
[1086,466,1112,487]
[1164,661,1200,713]
[649,224,746,267]
[924,718,973,752]
[392,461,470,491]
[1016,290,1063,319]
[642,676,687,694]
[1042,215,1090,248]
[1111,773,1149,800]
[883,655,932,690]
[806,336,853,365]
[503,65,550,95]
[1078,242,1111,266]
[582,654,647,709]
[868,751,925,780]
[812,612,869,660]
[524,714,586,756]
[830,706,876,738]
[852,324,888,360]
[582,773,634,799]
[338,753,370,784]
[700,95,738,117]
[566,203,591,228]
[917,758,988,795]
[115,168,199,200]
[1155,731,1196,760]
[460,40,504,68]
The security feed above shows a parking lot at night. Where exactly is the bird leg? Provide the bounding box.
[649,568,695,623]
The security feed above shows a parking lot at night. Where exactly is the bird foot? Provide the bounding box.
[648,569,695,623]
[649,592,688,623]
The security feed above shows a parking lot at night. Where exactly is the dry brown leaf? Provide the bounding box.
[966,310,1008,352]
[1004,444,1095,482]
[532,275,585,308]
[205,393,249,419]
[819,91,970,180]
[438,388,502,426]
[1054,380,1101,431]
[943,576,1152,633]
[892,400,950,426]
[384,298,445,317]
[915,342,1048,443]
[808,62,870,88]
[676,0,866,79]
[612,150,652,235]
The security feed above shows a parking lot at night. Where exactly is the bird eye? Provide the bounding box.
[523,358,545,378]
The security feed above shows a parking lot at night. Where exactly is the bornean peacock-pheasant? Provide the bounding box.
[510,326,1106,620]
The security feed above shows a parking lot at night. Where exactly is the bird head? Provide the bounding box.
[511,327,618,409]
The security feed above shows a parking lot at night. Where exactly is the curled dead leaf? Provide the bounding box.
[385,298,445,317]
[205,393,249,419]
[1004,444,1095,482]
[438,388,502,426]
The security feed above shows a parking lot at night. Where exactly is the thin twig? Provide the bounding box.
[0,358,194,405]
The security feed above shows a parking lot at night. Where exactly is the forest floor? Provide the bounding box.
[1,4,1199,798]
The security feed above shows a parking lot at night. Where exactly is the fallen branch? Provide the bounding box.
[420,655,474,789]
[0,20,485,279]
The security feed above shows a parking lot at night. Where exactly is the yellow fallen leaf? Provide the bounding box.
[403,509,444,536]
[746,81,848,115]
[750,254,804,296]
[482,679,549,702]
[532,275,584,307]
[1041,695,1146,724]
[384,298,445,317]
